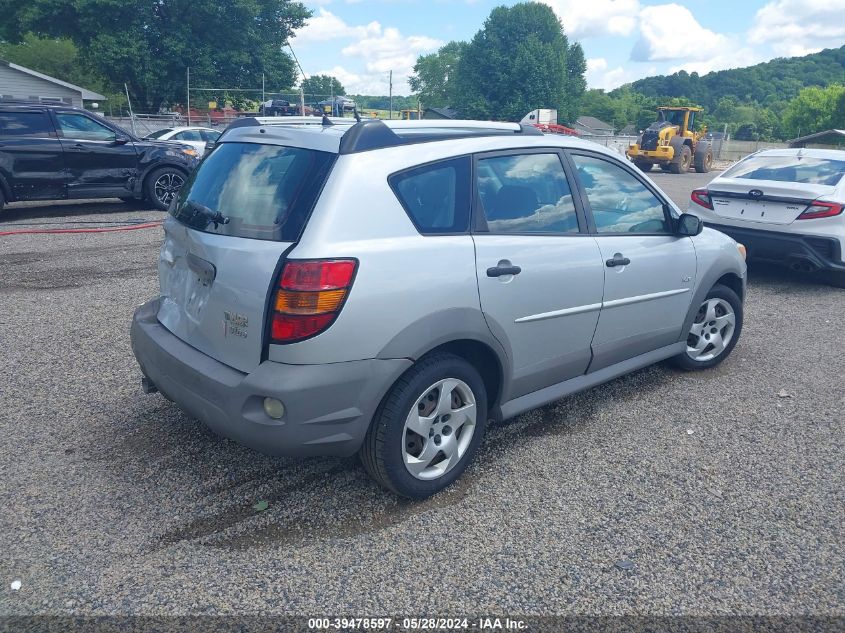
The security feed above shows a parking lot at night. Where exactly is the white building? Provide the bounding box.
[0,59,106,108]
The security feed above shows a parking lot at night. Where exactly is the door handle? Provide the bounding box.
[605,253,631,267]
[486,264,522,277]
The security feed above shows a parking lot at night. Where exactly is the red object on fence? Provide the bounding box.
[531,123,579,136]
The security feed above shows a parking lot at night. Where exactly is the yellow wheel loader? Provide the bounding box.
[626,106,713,174]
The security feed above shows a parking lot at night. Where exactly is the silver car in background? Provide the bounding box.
[131,117,747,498]
[690,148,845,287]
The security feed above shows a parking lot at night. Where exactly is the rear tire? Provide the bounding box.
[144,167,186,211]
[823,270,845,289]
[671,284,743,371]
[360,352,488,499]
[633,159,653,172]
[670,145,692,174]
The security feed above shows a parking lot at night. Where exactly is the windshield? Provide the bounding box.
[722,154,845,186]
[146,128,173,139]
[170,142,335,241]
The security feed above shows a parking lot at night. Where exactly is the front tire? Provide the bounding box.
[671,284,743,370]
[670,145,692,174]
[145,167,186,210]
[360,352,488,499]
[694,145,713,173]
[633,159,653,172]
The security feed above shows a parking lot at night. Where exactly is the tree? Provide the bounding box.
[451,2,586,121]
[409,41,467,108]
[782,84,845,138]
[0,0,310,111]
[301,75,345,99]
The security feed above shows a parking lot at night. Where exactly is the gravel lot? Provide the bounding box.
[1,172,843,620]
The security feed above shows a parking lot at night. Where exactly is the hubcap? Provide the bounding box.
[686,298,736,361]
[154,172,185,206]
[402,378,477,481]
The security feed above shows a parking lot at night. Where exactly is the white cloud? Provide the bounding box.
[341,28,442,93]
[631,4,727,62]
[291,9,380,44]
[748,0,845,55]
[667,47,764,76]
[545,0,640,38]
[586,58,637,90]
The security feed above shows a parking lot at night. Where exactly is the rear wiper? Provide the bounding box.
[182,200,230,229]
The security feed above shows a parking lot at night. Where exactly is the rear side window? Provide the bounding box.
[389,157,471,234]
[171,142,335,241]
[722,154,845,186]
[0,111,53,138]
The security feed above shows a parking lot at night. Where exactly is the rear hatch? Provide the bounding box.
[157,141,335,372]
[709,153,844,225]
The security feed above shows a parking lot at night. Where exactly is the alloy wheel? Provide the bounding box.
[153,172,185,207]
[686,297,736,361]
[402,378,477,481]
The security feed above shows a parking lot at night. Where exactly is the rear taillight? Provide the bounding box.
[269,259,357,344]
[690,189,713,210]
[797,201,843,220]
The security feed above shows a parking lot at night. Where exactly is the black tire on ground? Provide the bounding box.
[633,159,654,172]
[659,163,672,172]
[0,187,5,211]
[669,145,692,174]
[670,284,743,371]
[694,144,713,173]
[144,167,187,211]
[360,352,488,499]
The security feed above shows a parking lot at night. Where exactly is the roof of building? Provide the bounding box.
[787,129,845,147]
[575,115,614,132]
[0,59,106,101]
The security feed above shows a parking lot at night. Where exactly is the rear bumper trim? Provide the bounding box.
[705,222,844,272]
[130,298,412,457]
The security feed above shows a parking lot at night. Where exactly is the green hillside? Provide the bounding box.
[624,46,845,110]
[581,46,845,141]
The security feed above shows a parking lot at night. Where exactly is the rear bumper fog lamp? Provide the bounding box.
[263,397,285,419]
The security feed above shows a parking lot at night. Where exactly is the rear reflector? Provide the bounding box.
[798,201,843,220]
[269,259,357,344]
[690,189,713,210]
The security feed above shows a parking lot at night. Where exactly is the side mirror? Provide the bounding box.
[114,134,130,145]
[204,140,216,153]
[676,212,703,236]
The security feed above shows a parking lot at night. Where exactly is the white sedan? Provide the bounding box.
[689,148,845,287]
[144,126,221,156]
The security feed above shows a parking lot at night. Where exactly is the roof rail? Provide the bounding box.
[226,116,356,130]
[338,119,542,154]
[223,117,543,153]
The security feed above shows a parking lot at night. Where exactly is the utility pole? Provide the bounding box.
[389,70,393,120]
[124,83,137,136]
[187,67,191,126]
[300,86,305,117]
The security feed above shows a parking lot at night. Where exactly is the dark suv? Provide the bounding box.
[0,102,200,211]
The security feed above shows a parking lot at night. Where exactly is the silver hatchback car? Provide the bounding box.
[131,117,747,498]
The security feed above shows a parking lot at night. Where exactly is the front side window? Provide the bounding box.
[389,157,471,234]
[0,111,53,138]
[476,153,579,234]
[721,154,845,186]
[146,128,173,139]
[572,154,670,234]
[56,113,116,141]
[171,142,335,241]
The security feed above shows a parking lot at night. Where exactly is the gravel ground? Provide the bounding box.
[0,183,843,619]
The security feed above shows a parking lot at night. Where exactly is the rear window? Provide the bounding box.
[0,111,53,138]
[171,142,335,241]
[722,154,845,186]
[389,157,471,234]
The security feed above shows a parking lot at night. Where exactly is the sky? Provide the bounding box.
[289,0,845,96]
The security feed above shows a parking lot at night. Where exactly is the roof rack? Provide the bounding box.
[226,117,542,153]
